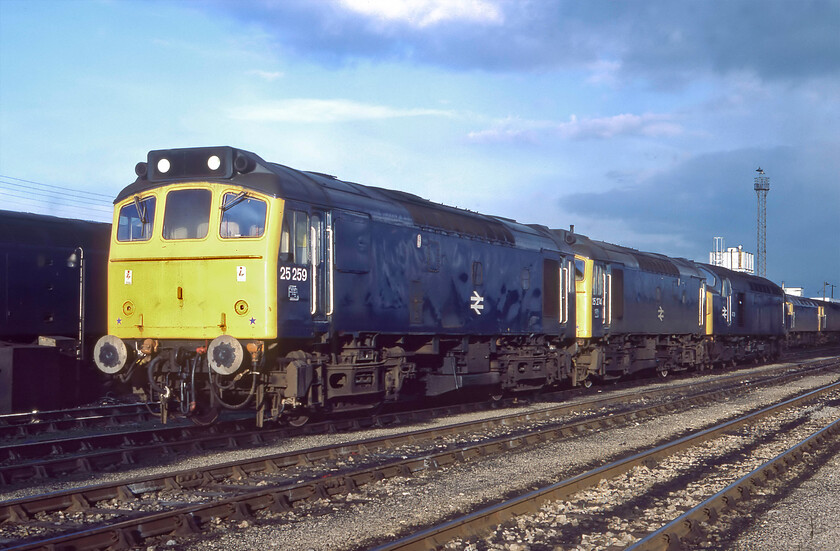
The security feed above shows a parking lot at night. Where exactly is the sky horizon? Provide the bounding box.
[1,0,838,298]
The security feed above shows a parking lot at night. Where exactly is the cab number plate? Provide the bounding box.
[280,266,308,282]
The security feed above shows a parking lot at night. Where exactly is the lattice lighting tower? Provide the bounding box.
[754,167,770,278]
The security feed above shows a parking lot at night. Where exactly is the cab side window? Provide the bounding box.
[220,192,267,238]
[279,210,310,264]
[574,259,586,281]
[117,196,156,242]
[593,264,604,296]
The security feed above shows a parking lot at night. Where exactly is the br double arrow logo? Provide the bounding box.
[470,291,485,315]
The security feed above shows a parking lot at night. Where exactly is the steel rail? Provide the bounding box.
[2,358,834,488]
[370,379,840,551]
[4,370,840,550]
[3,356,836,488]
[626,415,840,551]
[0,404,157,441]
[0,383,736,524]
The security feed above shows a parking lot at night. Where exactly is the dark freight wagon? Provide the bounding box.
[0,209,110,412]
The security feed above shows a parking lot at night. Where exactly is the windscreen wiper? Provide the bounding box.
[221,191,249,212]
[133,196,147,224]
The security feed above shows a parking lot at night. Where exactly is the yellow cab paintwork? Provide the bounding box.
[107,182,283,341]
[574,255,593,338]
[705,290,714,335]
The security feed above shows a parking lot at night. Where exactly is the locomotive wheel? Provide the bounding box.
[581,378,593,388]
[658,369,669,378]
[189,404,221,426]
[286,412,310,427]
[489,387,505,402]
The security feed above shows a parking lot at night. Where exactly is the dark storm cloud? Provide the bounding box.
[205,0,840,82]
[613,0,840,86]
[563,146,840,295]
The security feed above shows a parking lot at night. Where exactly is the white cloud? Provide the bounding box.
[467,113,683,144]
[558,113,683,140]
[247,70,284,81]
[466,116,550,144]
[466,127,534,144]
[229,98,454,123]
[338,0,502,28]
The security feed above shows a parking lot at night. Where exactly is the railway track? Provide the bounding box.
[0,403,157,442]
[378,379,840,550]
[2,346,831,446]
[0,358,835,489]
[628,417,840,550]
[1,357,838,550]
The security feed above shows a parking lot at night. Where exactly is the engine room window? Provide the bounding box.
[220,192,267,238]
[279,210,310,264]
[117,196,156,242]
[472,261,484,286]
[162,189,211,240]
[425,241,441,272]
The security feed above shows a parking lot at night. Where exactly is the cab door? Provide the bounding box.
[310,209,333,326]
[592,262,606,337]
[574,256,606,339]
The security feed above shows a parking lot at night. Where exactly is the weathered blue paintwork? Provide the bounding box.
[555,229,705,338]
[274,181,576,342]
[124,148,577,343]
[701,264,785,337]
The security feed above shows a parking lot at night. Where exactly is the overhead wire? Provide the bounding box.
[0,174,114,222]
[0,178,113,209]
[0,174,114,200]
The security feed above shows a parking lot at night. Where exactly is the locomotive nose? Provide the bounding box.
[93,335,130,374]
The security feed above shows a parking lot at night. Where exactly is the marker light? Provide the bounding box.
[207,155,221,171]
[233,153,256,174]
[157,158,171,174]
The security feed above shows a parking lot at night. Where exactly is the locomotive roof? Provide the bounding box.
[116,146,572,254]
[551,228,703,280]
[785,295,820,307]
[700,263,784,296]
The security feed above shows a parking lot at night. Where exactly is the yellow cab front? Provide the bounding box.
[108,182,282,345]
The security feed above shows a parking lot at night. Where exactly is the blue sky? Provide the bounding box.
[1,0,838,297]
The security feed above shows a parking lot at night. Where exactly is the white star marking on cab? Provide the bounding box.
[721,307,728,318]
[470,291,485,315]
[657,306,665,321]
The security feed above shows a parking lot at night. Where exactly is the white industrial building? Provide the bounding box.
[709,237,754,274]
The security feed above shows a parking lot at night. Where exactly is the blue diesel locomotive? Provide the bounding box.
[91,147,832,425]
